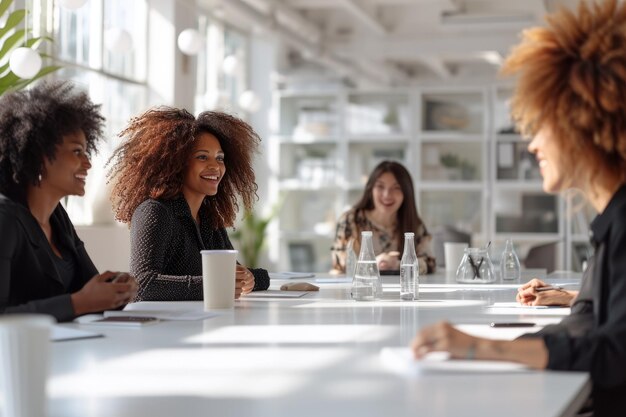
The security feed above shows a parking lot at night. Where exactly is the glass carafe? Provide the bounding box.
[456,247,496,284]
[351,231,382,301]
[400,232,419,300]
[345,238,357,278]
[500,239,521,281]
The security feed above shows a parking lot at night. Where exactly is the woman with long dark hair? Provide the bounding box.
[331,161,435,274]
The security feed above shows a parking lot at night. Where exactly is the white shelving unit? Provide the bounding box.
[269,85,589,272]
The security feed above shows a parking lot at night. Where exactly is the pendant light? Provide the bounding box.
[9,5,42,79]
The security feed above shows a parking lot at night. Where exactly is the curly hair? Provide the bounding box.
[0,81,105,202]
[352,161,425,254]
[108,107,260,228]
[501,0,626,185]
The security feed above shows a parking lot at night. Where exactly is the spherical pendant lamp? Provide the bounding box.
[9,47,42,79]
[58,0,87,10]
[177,28,203,56]
[238,90,261,113]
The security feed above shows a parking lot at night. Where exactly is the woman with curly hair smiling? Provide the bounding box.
[0,81,137,322]
[108,107,270,301]
[411,1,626,414]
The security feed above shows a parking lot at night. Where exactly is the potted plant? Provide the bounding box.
[230,202,280,269]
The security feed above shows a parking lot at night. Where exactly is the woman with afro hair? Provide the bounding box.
[108,107,270,302]
[411,1,626,414]
[0,81,137,322]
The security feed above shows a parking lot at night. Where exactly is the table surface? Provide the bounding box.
[47,270,589,417]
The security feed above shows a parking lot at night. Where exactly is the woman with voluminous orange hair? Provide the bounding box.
[411,1,626,414]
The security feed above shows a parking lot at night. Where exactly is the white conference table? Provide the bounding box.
[48,270,589,417]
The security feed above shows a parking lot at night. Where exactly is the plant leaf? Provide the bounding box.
[0,9,26,40]
[0,0,12,19]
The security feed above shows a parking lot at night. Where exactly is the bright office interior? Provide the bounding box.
[30,0,594,275]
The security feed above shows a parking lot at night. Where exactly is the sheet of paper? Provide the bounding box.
[242,290,308,298]
[105,301,219,321]
[51,325,103,342]
[380,347,529,376]
[486,302,571,316]
[315,277,351,284]
[269,272,316,280]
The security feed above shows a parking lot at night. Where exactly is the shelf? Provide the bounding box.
[278,180,341,191]
[279,231,334,240]
[347,134,411,143]
[273,135,341,145]
[494,181,544,191]
[270,86,578,271]
[493,233,562,242]
[419,181,484,191]
[420,132,485,142]
[496,133,524,142]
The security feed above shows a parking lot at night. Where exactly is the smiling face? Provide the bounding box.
[182,132,225,202]
[41,130,91,198]
[527,126,573,193]
[371,172,404,217]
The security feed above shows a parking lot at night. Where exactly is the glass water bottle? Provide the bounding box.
[500,239,521,281]
[351,231,382,301]
[400,232,419,300]
[345,238,357,278]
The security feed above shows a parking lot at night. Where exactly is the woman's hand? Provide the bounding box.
[516,278,575,306]
[71,271,138,316]
[376,251,400,271]
[411,321,479,359]
[411,321,549,369]
[235,265,255,299]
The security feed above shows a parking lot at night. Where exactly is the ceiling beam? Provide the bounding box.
[420,57,452,79]
[329,33,520,60]
[338,0,387,36]
[223,0,391,86]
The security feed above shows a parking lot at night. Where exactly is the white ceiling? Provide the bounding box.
[200,0,581,86]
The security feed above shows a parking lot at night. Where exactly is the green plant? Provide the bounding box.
[231,203,280,268]
[439,152,460,168]
[0,0,60,95]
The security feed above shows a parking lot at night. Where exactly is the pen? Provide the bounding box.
[490,322,536,328]
[535,285,564,292]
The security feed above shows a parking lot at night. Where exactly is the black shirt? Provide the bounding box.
[0,193,98,321]
[130,196,270,301]
[542,184,626,415]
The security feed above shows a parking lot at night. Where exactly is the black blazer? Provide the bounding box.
[0,193,98,322]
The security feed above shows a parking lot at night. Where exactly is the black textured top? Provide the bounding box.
[130,196,270,301]
[542,184,626,415]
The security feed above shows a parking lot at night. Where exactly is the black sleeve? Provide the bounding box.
[220,228,270,291]
[130,201,203,301]
[542,223,626,389]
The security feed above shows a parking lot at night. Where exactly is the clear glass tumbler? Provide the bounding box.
[456,247,496,284]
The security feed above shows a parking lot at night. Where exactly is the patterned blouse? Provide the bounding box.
[130,196,270,301]
[331,209,436,275]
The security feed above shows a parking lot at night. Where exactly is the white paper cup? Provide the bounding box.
[201,250,238,310]
[0,314,54,417]
[444,242,469,271]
